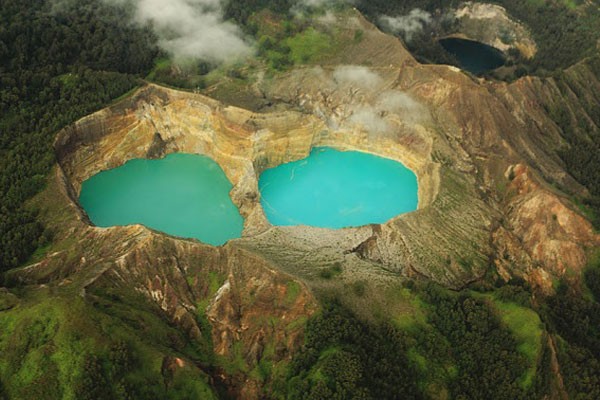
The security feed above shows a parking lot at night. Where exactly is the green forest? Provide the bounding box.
[1,0,600,399]
[0,0,157,271]
[3,272,600,399]
[283,262,600,399]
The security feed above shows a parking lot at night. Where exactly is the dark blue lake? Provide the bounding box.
[440,37,506,75]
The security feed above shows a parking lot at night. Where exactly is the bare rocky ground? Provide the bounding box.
[452,1,538,58]
[9,9,599,398]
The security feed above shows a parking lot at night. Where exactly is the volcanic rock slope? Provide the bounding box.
[452,2,538,58]
[10,9,599,398]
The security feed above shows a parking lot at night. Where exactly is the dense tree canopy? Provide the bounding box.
[0,0,158,271]
[286,285,540,400]
[543,262,600,399]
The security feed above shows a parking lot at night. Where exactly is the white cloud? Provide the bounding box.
[292,0,356,16]
[348,91,426,135]
[298,0,331,6]
[377,91,420,112]
[349,105,392,134]
[379,8,432,42]
[104,0,252,64]
[333,65,383,89]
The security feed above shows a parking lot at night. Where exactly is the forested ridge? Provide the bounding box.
[4,269,600,399]
[0,0,157,271]
[544,259,600,399]
[231,0,600,77]
[284,264,600,400]
[286,288,534,399]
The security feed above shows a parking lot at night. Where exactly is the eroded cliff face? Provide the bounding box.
[452,2,537,58]
[493,164,597,282]
[12,7,600,397]
[12,168,316,398]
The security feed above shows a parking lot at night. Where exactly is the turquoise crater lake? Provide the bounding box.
[79,153,244,246]
[259,147,418,228]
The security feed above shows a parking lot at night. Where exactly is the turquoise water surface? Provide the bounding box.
[79,153,244,246]
[259,147,418,228]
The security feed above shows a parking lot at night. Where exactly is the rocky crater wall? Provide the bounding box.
[52,79,492,289]
[54,83,441,239]
[51,8,600,294]
[452,2,537,58]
